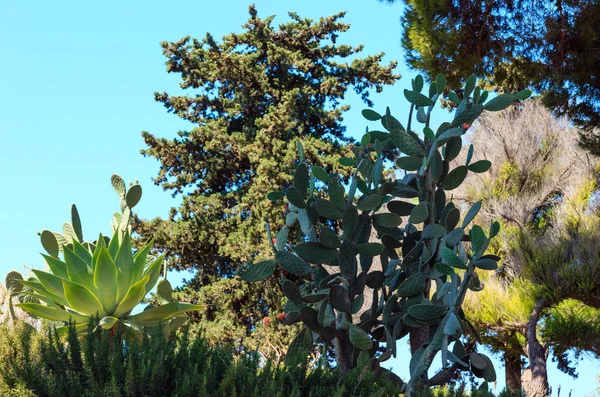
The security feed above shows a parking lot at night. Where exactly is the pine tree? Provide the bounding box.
[136,5,399,350]
[379,0,600,149]
[456,100,600,395]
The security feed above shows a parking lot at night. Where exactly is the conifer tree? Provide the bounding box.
[457,101,600,395]
[379,0,600,150]
[136,5,399,349]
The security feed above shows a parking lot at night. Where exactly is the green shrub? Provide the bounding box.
[0,320,401,397]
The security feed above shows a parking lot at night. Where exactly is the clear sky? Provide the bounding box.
[0,0,598,394]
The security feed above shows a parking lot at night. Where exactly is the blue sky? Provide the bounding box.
[0,0,598,394]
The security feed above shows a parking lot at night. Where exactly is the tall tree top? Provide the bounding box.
[136,6,399,350]
[386,0,600,137]
[144,5,399,197]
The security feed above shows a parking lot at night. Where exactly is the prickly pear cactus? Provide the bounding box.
[241,74,530,393]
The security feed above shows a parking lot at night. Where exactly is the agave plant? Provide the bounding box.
[13,174,203,335]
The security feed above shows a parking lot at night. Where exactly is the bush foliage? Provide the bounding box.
[0,321,402,397]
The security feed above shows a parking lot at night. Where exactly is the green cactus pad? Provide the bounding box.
[356,194,382,211]
[311,166,331,182]
[434,263,455,276]
[329,285,351,313]
[294,164,309,195]
[282,280,303,305]
[275,251,313,275]
[284,311,301,325]
[126,184,143,208]
[5,271,24,295]
[469,352,486,370]
[156,279,173,301]
[442,248,467,269]
[286,187,306,209]
[365,271,385,289]
[111,174,126,197]
[403,313,426,328]
[300,306,320,332]
[319,227,341,249]
[445,228,464,246]
[327,180,346,210]
[474,258,498,270]
[396,273,426,297]
[409,201,429,224]
[302,291,329,304]
[63,222,79,243]
[70,205,84,242]
[295,242,337,265]
[315,199,343,220]
[387,200,416,216]
[40,230,59,257]
[443,312,461,336]
[355,243,385,257]
[267,191,285,201]
[408,304,447,321]
[396,156,422,171]
[421,223,446,239]
[349,323,373,350]
[240,260,277,282]
[373,213,402,228]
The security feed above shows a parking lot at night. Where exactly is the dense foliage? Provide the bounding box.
[456,100,600,395]
[0,320,526,397]
[379,0,600,151]
[241,72,530,394]
[2,2,599,395]
[136,5,399,350]
[0,321,401,397]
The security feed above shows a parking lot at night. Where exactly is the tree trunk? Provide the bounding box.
[334,309,353,374]
[522,297,549,397]
[409,280,432,355]
[408,281,432,393]
[333,333,351,374]
[504,351,522,392]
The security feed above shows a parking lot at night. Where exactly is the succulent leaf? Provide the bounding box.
[128,302,204,325]
[113,275,150,318]
[64,245,94,291]
[94,247,119,314]
[16,303,89,323]
[99,316,119,330]
[62,279,105,317]
[32,270,66,299]
[115,232,135,302]
[71,204,84,242]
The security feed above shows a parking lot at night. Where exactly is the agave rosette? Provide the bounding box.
[16,231,201,333]
[14,174,203,334]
